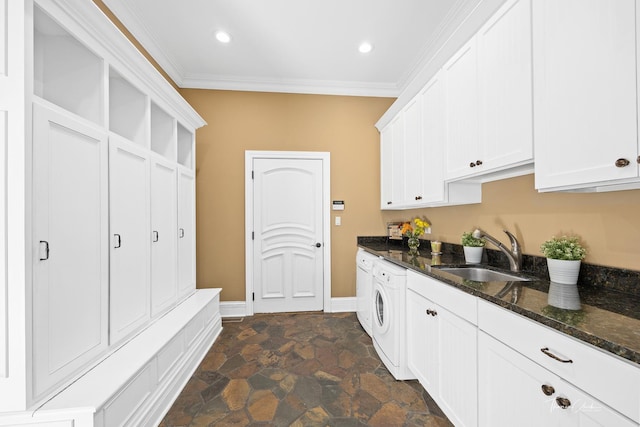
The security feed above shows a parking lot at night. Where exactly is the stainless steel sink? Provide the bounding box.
[436,267,531,282]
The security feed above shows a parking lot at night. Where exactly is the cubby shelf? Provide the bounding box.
[109,68,148,147]
[177,123,194,170]
[150,102,176,161]
[34,7,103,125]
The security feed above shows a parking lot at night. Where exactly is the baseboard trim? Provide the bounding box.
[221,297,356,317]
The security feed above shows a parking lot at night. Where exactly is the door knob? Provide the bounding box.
[315,242,322,248]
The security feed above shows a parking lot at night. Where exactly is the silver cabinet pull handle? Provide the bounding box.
[152,231,159,243]
[540,347,573,363]
[179,228,185,238]
[114,234,121,249]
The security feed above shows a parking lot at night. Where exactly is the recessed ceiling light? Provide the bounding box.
[358,42,373,54]
[215,31,231,43]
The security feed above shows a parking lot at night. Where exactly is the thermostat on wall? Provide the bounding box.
[332,201,345,211]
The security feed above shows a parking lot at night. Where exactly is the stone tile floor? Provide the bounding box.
[160,312,453,426]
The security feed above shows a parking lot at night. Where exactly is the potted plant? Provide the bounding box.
[540,235,586,284]
[461,231,485,263]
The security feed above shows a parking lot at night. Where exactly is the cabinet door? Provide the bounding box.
[406,289,439,392]
[150,157,178,316]
[420,72,446,203]
[533,0,638,190]
[477,0,533,171]
[444,38,480,180]
[380,124,394,209]
[109,137,150,344]
[32,104,109,400]
[390,115,405,205]
[403,96,423,204]
[177,169,195,298]
[437,303,478,427]
[479,332,636,427]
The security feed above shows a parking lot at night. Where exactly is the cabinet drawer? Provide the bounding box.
[478,300,640,422]
[407,271,477,324]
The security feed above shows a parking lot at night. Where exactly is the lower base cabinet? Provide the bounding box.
[478,332,636,427]
[407,271,478,427]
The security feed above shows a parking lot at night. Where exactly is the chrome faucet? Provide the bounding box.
[472,228,522,272]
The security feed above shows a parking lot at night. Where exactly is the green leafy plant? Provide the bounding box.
[461,231,485,247]
[540,235,586,261]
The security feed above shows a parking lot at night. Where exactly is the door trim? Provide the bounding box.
[245,151,331,315]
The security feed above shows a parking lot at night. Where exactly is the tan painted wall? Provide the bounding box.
[184,89,640,302]
[180,89,395,301]
[382,174,640,271]
[95,3,640,301]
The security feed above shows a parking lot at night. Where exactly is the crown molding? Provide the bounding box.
[101,0,186,87]
[181,74,400,98]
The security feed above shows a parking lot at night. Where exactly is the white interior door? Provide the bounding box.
[252,157,324,313]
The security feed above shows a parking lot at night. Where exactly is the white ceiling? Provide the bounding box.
[103,0,480,97]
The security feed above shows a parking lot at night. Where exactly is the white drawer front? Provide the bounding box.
[478,299,640,422]
[407,270,477,324]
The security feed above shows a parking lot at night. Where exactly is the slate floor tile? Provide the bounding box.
[160,312,453,426]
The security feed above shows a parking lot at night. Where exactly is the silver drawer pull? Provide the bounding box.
[540,347,573,363]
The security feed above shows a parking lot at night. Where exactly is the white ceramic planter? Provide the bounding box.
[546,258,581,284]
[463,246,483,264]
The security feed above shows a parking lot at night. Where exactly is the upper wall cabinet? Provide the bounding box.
[380,72,481,210]
[533,0,640,192]
[444,0,533,182]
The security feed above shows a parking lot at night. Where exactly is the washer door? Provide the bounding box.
[373,283,391,335]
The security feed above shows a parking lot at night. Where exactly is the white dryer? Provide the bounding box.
[356,249,377,336]
[372,259,414,380]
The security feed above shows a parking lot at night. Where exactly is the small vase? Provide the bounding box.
[408,236,420,253]
[546,258,581,285]
[463,246,483,264]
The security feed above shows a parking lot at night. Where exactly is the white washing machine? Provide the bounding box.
[356,249,377,336]
[372,259,414,380]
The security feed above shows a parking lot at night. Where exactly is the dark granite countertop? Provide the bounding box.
[358,237,640,367]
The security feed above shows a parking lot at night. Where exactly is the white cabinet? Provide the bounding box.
[407,271,478,427]
[109,136,151,345]
[479,332,637,427]
[380,72,481,210]
[533,0,639,192]
[379,123,394,209]
[402,96,423,203]
[177,168,196,298]
[444,38,480,181]
[477,0,533,173]
[478,299,640,425]
[151,156,178,316]
[445,0,533,182]
[32,103,109,401]
[419,72,446,204]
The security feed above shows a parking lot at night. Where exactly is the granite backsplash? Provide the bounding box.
[357,236,640,297]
